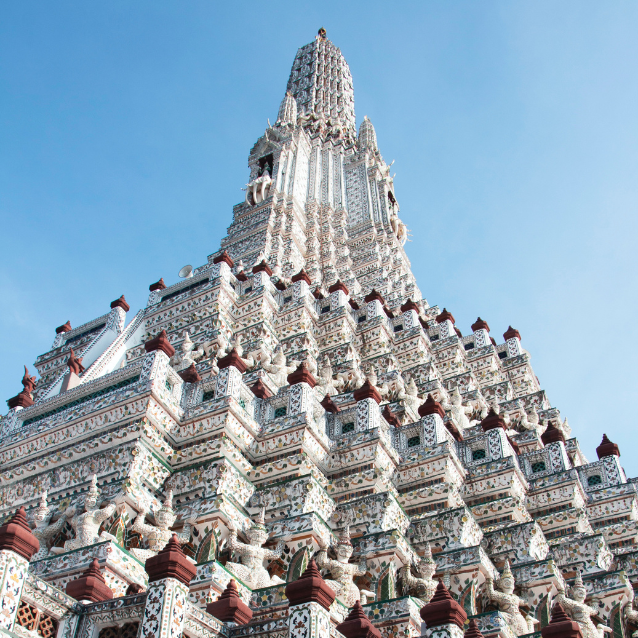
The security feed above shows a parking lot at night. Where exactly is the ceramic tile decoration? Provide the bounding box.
[1,28,637,638]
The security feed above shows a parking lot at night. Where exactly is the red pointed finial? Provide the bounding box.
[287,362,317,388]
[464,619,485,638]
[503,326,521,341]
[285,558,336,610]
[250,379,273,399]
[56,320,72,334]
[418,394,445,419]
[149,278,167,292]
[382,404,401,427]
[145,534,197,587]
[178,363,201,384]
[596,433,620,459]
[436,308,455,325]
[144,330,176,358]
[480,408,506,432]
[336,600,382,638]
[207,579,253,625]
[0,507,40,561]
[541,421,565,445]
[110,295,130,312]
[541,602,582,638]
[353,379,382,404]
[66,558,113,603]
[471,317,490,332]
[67,349,85,375]
[420,580,467,629]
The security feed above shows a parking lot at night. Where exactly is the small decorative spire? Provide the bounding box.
[285,558,336,610]
[328,280,350,296]
[276,91,298,126]
[291,269,312,285]
[145,534,197,587]
[336,600,382,638]
[358,116,378,153]
[149,278,167,292]
[0,507,40,561]
[217,348,248,373]
[541,602,583,638]
[418,394,445,419]
[144,330,176,358]
[66,349,85,375]
[287,362,317,388]
[56,320,72,334]
[7,366,37,409]
[318,27,327,39]
[252,260,273,276]
[471,317,490,333]
[503,326,521,341]
[382,404,401,427]
[464,619,485,638]
[212,251,235,268]
[250,379,273,399]
[436,308,455,325]
[178,363,202,384]
[321,394,340,413]
[480,408,506,432]
[110,295,130,312]
[363,289,385,305]
[541,421,565,445]
[66,558,113,603]
[596,433,620,459]
[353,379,382,404]
[420,580,467,629]
[207,579,253,625]
[400,299,420,313]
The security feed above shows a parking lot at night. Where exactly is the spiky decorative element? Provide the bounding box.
[206,579,252,625]
[420,581,468,629]
[285,558,336,610]
[336,600,382,638]
[0,507,40,561]
[66,558,113,603]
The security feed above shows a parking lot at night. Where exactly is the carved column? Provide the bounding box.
[286,559,336,638]
[353,380,382,432]
[139,535,196,638]
[420,581,467,638]
[0,508,40,633]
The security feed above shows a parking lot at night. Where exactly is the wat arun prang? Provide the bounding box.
[0,29,635,638]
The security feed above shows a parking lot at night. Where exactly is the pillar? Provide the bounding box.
[0,508,40,633]
[139,534,197,638]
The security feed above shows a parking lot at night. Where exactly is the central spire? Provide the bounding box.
[285,29,356,135]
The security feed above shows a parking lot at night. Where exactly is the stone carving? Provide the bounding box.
[171,332,204,370]
[245,170,272,206]
[50,475,123,554]
[261,347,296,388]
[316,513,373,607]
[622,579,638,637]
[30,491,68,561]
[442,388,474,432]
[130,489,196,562]
[398,542,437,603]
[485,560,535,636]
[555,571,611,638]
[225,508,285,590]
[316,361,339,396]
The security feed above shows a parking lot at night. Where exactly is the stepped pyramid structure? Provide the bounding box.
[1,28,637,638]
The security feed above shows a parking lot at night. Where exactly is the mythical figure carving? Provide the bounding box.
[555,570,611,638]
[316,515,373,606]
[245,170,272,205]
[441,388,474,432]
[225,508,285,589]
[261,346,296,387]
[399,542,437,603]
[172,331,204,369]
[50,475,123,554]
[397,377,421,414]
[30,491,68,561]
[485,560,536,636]
[622,576,638,637]
[130,489,196,562]
[316,361,339,396]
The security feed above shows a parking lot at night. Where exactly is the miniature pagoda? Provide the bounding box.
[1,28,636,638]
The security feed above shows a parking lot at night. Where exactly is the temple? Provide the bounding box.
[1,29,636,638]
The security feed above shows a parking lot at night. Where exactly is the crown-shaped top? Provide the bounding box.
[420,581,467,629]
[336,600,382,638]
[0,507,40,561]
[596,433,620,459]
[471,317,490,332]
[541,602,583,638]
[464,619,485,638]
[285,558,336,610]
[285,31,356,136]
[206,579,253,625]
[145,534,197,586]
[419,394,446,419]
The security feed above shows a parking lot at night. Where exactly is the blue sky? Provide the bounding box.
[1,2,636,472]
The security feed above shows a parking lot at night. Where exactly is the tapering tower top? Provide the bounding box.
[285,29,356,135]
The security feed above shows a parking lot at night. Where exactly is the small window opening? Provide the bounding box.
[464,342,475,351]
[588,475,602,487]
[394,324,404,333]
[283,296,292,304]
[407,436,421,448]
[498,351,508,360]
[358,315,366,323]
[472,449,487,461]
[244,286,253,294]
[430,334,439,342]
[321,305,331,314]
[342,422,355,433]
[531,461,546,473]
[258,153,274,177]
[274,406,287,419]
